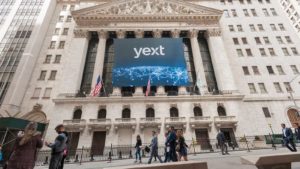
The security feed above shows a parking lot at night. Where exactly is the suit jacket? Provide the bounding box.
[150,136,158,150]
[216,132,226,144]
[295,127,300,140]
[282,127,294,140]
[166,131,176,145]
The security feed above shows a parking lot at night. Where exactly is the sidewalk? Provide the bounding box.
[34,148,300,169]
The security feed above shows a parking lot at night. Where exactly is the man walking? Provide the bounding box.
[148,131,163,164]
[281,123,297,152]
[166,126,177,162]
[216,130,229,155]
[46,124,68,169]
[294,123,300,141]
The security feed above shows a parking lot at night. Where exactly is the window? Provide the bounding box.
[291,48,299,55]
[259,48,267,56]
[146,108,155,118]
[170,107,179,117]
[276,36,284,44]
[282,48,290,56]
[122,108,131,118]
[229,25,234,32]
[263,37,270,44]
[243,9,250,17]
[54,55,61,63]
[249,24,256,31]
[241,37,248,44]
[98,109,107,119]
[242,66,250,75]
[251,9,257,16]
[246,49,253,56]
[62,28,69,35]
[44,55,51,64]
[39,71,47,80]
[49,41,56,49]
[70,5,75,11]
[58,41,65,49]
[273,82,283,93]
[284,82,293,92]
[236,49,244,57]
[237,25,243,32]
[233,38,239,45]
[32,88,41,98]
[231,9,237,17]
[258,83,267,93]
[49,70,57,80]
[54,28,60,35]
[270,24,277,31]
[255,37,262,44]
[62,5,67,11]
[276,65,285,75]
[217,106,226,116]
[224,10,230,17]
[266,66,275,74]
[73,109,82,119]
[290,65,300,74]
[66,16,72,22]
[194,107,203,117]
[262,8,270,16]
[285,36,292,44]
[58,16,64,22]
[258,24,264,31]
[262,107,271,118]
[252,66,260,75]
[270,8,277,16]
[278,24,285,31]
[43,88,52,98]
[268,48,276,56]
[248,83,257,93]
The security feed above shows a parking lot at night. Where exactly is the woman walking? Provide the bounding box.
[135,135,142,163]
[177,130,188,161]
[6,122,43,169]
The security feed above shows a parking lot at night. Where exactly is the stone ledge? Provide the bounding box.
[104,161,207,169]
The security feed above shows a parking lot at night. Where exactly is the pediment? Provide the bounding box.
[72,0,223,27]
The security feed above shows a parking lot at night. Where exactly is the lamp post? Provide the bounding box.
[268,124,276,150]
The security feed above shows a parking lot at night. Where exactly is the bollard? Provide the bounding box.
[142,149,145,157]
[43,156,49,165]
[90,153,94,161]
[74,154,79,162]
[118,151,122,159]
[129,150,133,158]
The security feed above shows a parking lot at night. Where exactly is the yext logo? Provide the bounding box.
[133,45,165,59]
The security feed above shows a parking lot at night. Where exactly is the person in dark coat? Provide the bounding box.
[176,130,188,161]
[148,131,163,164]
[166,126,177,162]
[59,131,69,169]
[46,124,68,169]
[294,123,300,141]
[164,132,171,163]
[6,122,43,169]
[281,123,297,152]
[216,130,229,155]
[134,135,142,163]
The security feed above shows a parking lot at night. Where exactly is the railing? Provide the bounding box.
[89,119,112,125]
[115,118,136,123]
[190,116,212,123]
[214,116,237,122]
[140,117,161,123]
[63,119,86,125]
[165,117,186,123]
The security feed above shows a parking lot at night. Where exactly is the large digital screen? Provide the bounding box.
[112,38,189,87]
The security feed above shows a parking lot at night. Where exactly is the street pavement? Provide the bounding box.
[34,148,300,169]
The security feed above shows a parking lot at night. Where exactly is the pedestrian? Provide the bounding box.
[294,123,300,141]
[166,126,177,162]
[164,132,171,163]
[281,123,297,152]
[176,130,188,161]
[45,124,68,169]
[0,144,3,167]
[6,122,43,169]
[59,130,69,169]
[216,130,229,155]
[134,135,142,163]
[148,131,163,164]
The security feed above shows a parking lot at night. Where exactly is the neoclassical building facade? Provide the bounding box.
[1,0,300,154]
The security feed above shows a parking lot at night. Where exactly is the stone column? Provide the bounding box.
[152,30,166,96]
[111,30,125,96]
[91,30,107,88]
[134,30,144,97]
[205,28,238,92]
[189,29,208,95]
[171,29,187,95]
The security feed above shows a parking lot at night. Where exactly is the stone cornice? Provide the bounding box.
[73,29,90,38]
[205,28,222,37]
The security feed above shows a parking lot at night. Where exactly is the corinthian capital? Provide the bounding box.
[116,30,125,39]
[153,29,162,38]
[98,30,108,39]
[188,29,199,38]
[205,28,222,38]
[73,29,90,39]
[171,29,180,38]
[135,29,144,38]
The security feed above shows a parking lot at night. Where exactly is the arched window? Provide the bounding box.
[98,109,106,119]
[122,108,131,118]
[146,108,155,118]
[73,109,82,119]
[194,107,203,117]
[287,108,300,127]
[170,107,179,117]
[217,106,226,116]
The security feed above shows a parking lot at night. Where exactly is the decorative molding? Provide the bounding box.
[135,29,144,38]
[171,29,180,38]
[153,29,162,38]
[188,29,199,38]
[205,28,222,38]
[116,30,125,38]
[97,30,108,39]
[73,29,90,38]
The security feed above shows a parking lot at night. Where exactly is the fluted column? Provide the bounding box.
[189,29,208,95]
[111,30,125,96]
[152,30,166,96]
[134,30,145,96]
[91,30,107,89]
[205,28,238,92]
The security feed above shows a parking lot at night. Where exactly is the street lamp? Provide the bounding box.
[288,74,300,116]
[268,124,276,150]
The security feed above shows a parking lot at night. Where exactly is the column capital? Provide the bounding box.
[153,29,162,38]
[98,30,108,39]
[135,29,144,38]
[171,29,180,38]
[188,29,199,38]
[116,30,125,39]
[74,29,90,39]
[205,28,222,38]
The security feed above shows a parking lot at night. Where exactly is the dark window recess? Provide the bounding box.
[146,108,155,118]
[102,37,115,94]
[122,108,131,118]
[217,106,226,116]
[170,107,179,117]
[262,107,271,118]
[165,86,178,96]
[194,106,203,116]
[98,109,106,119]
[73,109,82,119]
[143,86,157,96]
[121,87,135,97]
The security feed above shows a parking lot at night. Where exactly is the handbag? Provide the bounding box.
[176,144,180,152]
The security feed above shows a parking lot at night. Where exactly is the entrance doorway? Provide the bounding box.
[91,131,106,155]
[195,129,211,150]
[287,108,300,127]
[220,128,237,148]
[68,132,80,156]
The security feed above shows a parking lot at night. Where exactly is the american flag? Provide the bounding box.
[90,75,102,97]
[145,76,151,97]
